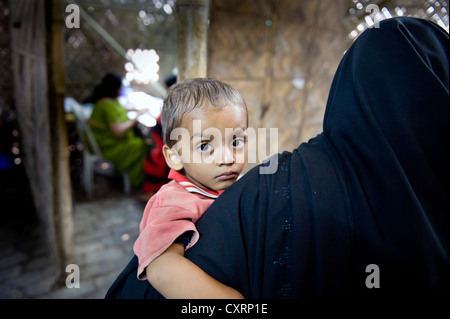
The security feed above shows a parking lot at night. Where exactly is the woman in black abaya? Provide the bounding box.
[106,17,449,299]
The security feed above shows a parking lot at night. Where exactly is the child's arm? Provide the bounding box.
[146,243,244,299]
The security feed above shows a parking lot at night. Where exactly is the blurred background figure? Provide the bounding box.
[164,73,177,90]
[88,73,160,197]
[140,73,177,196]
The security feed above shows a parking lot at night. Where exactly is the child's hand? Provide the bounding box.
[146,243,244,299]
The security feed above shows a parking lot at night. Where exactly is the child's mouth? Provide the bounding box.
[216,171,238,180]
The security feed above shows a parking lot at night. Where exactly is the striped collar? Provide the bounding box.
[168,169,223,199]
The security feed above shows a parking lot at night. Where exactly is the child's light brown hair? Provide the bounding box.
[161,78,248,148]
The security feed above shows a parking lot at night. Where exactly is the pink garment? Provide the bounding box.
[133,169,223,279]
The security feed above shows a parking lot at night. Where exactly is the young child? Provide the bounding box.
[133,78,248,298]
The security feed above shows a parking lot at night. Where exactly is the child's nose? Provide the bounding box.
[217,146,234,165]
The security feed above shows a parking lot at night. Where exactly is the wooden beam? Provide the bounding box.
[46,0,74,283]
[67,0,167,97]
[176,0,210,79]
[76,1,128,58]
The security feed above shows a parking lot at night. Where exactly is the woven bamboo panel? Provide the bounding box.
[208,0,350,156]
[8,0,59,267]
[207,10,269,80]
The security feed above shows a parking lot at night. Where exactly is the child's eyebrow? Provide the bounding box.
[190,134,213,142]
[233,128,248,135]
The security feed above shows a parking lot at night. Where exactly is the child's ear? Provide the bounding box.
[162,145,184,171]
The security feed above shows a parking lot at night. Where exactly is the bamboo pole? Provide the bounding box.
[46,0,74,283]
[175,0,210,80]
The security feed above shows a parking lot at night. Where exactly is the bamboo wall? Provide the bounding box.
[9,0,56,259]
[207,0,351,166]
[8,0,73,283]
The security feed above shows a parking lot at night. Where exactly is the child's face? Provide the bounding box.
[175,103,248,191]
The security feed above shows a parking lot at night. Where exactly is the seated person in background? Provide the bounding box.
[141,114,170,195]
[140,73,177,195]
[88,73,150,191]
[133,78,248,298]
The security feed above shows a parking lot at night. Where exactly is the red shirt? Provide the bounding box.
[133,169,223,279]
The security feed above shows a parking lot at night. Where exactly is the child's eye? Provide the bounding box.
[199,142,212,152]
[232,137,246,148]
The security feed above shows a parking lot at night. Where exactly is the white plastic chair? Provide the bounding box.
[67,98,131,197]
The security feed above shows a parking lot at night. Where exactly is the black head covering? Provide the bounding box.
[105,17,449,299]
[321,17,449,297]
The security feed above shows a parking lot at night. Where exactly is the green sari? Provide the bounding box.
[89,99,150,188]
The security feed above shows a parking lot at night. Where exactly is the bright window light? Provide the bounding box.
[125,48,160,84]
